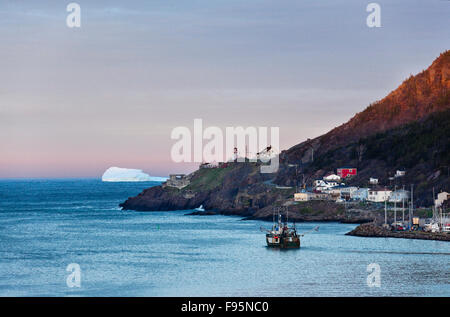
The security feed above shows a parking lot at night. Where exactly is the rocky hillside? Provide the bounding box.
[121,51,450,214]
[283,51,450,164]
[120,162,287,215]
[274,51,450,204]
[275,108,450,205]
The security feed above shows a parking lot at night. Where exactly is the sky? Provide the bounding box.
[1,0,449,178]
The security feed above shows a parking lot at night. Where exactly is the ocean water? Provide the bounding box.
[0,179,448,297]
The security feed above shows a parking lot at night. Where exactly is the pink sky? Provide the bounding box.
[1,1,449,178]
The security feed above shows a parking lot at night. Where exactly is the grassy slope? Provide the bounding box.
[185,166,233,192]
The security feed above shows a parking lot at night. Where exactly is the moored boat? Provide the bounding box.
[261,207,318,249]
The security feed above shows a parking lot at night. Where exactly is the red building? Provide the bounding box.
[337,167,357,178]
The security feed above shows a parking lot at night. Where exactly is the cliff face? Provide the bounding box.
[284,51,450,163]
[120,162,287,215]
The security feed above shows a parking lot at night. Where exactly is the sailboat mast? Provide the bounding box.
[394,185,397,224]
[432,187,437,221]
[286,207,289,224]
[402,185,405,222]
[278,208,282,232]
[409,184,414,228]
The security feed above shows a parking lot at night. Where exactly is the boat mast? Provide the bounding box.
[278,207,282,231]
[394,185,397,224]
[432,187,438,223]
[384,187,387,225]
[402,185,405,222]
[409,184,414,229]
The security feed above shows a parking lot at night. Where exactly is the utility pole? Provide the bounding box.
[384,188,388,226]
[402,185,405,223]
[409,184,414,229]
[288,164,299,192]
[394,185,397,225]
[433,187,436,221]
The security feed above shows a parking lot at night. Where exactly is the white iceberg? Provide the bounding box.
[101,167,168,182]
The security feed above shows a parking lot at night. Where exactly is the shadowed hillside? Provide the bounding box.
[283,51,450,164]
[283,109,450,206]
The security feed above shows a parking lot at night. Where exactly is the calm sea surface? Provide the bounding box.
[0,179,448,296]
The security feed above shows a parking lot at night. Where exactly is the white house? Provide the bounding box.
[395,170,406,177]
[313,179,339,192]
[294,192,309,201]
[326,188,344,201]
[340,186,358,200]
[294,192,330,202]
[389,189,409,203]
[368,189,392,202]
[435,191,449,208]
[351,188,369,201]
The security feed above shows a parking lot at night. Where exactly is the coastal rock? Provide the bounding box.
[185,211,218,216]
[120,162,280,213]
[345,223,391,237]
[346,223,450,241]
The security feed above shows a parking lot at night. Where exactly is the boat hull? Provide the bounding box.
[266,234,300,249]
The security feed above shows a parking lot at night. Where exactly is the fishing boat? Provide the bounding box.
[261,207,318,249]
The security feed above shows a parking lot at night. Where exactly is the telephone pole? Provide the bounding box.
[402,185,405,222]
[393,185,397,225]
[409,184,414,229]
[384,187,388,226]
[288,164,299,192]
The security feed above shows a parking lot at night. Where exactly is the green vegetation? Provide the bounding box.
[297,206,316,215]
[414,208,433,218]
[362,109,450,169]
[291,201,345,216]
[185,166,232,192]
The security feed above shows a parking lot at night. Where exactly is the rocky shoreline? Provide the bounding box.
[119,161,385,223]
[121,182,449,241]
[346,223,450,241]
